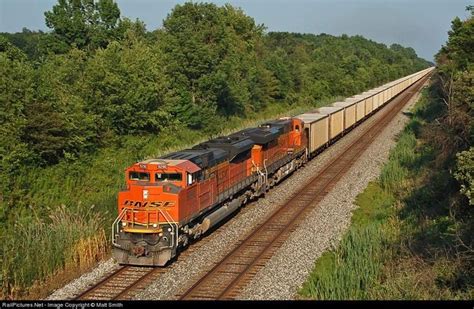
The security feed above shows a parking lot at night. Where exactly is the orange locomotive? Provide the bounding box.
[112,117,307,266]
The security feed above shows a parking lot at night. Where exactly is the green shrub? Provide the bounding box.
[454,147,474,205]
[301,224,390,300]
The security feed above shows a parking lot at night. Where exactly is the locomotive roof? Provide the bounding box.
[238,126,281,145]
[160,147,228,170]
[156,118,293,170]
[139,159,201,173]
[259,118,292,134]
[193,135,254,159]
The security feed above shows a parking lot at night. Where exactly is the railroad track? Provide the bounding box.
[73,266,166,300]
[72,236,209,300]
[176,73,432,300]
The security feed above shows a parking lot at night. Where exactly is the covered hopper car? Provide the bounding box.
[112,68,433,266]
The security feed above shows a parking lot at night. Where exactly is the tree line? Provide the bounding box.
[0,1,431,231]
[434,7,473,205]
[1,1,430,168]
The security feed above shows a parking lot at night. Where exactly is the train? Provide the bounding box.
[112,67,434,266]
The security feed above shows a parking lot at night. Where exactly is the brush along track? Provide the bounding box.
[177,74,432,300]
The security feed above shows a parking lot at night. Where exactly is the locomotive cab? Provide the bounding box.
[113,159,201,266]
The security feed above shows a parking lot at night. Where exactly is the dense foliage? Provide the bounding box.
[0,0,430,298]
[434,7,474,208]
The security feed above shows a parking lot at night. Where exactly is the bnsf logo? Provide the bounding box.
[123,200,175,207]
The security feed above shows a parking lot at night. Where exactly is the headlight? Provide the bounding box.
[121,222,127,227]
[152,223,158,228]
[143,190,149,200]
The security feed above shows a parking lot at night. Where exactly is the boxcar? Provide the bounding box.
[363,90,379,112]
[295,113,329,155]
[332,101,357,130]
[345,95,368,122]
[313,106,345,140]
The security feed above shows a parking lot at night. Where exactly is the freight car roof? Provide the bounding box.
[295,113,328,123]
[364,88,383,94]
[333,101,356,108]
[350,94,369,99]
[343,97,364,104]
[314,106,344,114]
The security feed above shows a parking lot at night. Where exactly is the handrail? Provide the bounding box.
[112,206,178,250]
[112,207,127,247]
[157,207,179,249]
[263,159,268,191]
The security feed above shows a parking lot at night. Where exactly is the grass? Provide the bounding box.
[2,206,107,299]
[300,223,390,300]
[0,96,342,299]
[299,88,473,300]
[299,182,396,300]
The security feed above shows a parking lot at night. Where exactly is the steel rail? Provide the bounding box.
[73,266,164,300]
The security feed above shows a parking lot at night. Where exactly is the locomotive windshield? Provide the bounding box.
[129,171,150,181]
[155,172,182,182]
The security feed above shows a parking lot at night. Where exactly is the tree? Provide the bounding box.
[0,41,35,218]
[435,7,473,154]
[0,28,46,61]
[84,35,169,134]
[455,147,474,205]
[44,0,122,51]
[28,49,101,164]
[436,8,474,71]
[431,6,474,213]
[161,2,264,129]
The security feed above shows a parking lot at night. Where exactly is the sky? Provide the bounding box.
[0,0,471,61]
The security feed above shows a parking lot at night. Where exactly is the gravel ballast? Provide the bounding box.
[46,83,426,300]
[47,258,119,300]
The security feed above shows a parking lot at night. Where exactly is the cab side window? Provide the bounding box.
[187,172,202,185]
